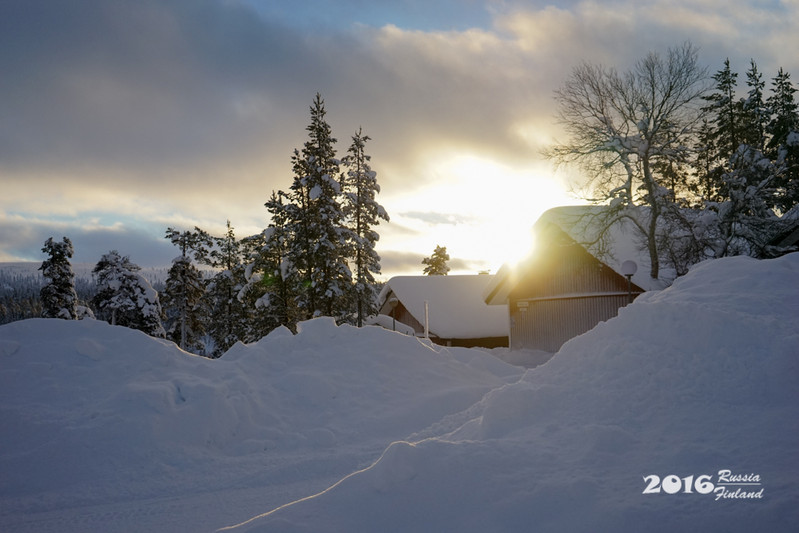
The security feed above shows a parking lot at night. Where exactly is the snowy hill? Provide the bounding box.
[1,254,798,532]
[226,254,799,533]
[0,316,520,532]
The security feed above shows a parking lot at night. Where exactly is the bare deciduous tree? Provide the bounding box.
[547,42,710,280]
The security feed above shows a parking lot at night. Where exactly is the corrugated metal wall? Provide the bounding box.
[510,294,631,352]
[509,228,638,352]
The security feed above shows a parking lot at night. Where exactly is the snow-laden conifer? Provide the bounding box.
[92,251,165,338]
[39,237,78,320]
[766,68,799,212]
[741,60,769,152]
[196,222,253,356]
[702,59,742,166]
[341,128,389,326]
[695,62,798,258]
[253,191,301,331]
[163,228,207,353]
[422,245,451,275]
[283,93,353,321]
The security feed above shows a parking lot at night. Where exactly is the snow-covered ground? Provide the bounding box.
[1,254,797,532]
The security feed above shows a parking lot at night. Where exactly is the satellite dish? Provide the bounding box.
[620,260,638,277]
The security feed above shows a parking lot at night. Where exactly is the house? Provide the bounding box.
[766,205,799,255]
[376,275,509,348]
[484,206,666,352]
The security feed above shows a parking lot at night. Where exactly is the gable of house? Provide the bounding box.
[509,223,642,300]
[502,224,644,351]
[533,205,672,291]
[485,206,654,352]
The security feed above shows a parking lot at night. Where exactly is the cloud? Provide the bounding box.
[1,0,368,207]
[1,0,798,276]
[378,250,426,277]
[4,0,797,187]
[494,0,799,75]
[399,211,478,226]
[0,211,174,267]
[251,0,494,32]
[378,249,474,278]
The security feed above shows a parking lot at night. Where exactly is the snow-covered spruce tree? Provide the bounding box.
[690,118,720,203]
[92,251,165,338]
[712,145,781,257]
[741,60,769,153]
[422,245,450,275]
[721,62,786,255]
[233,230,289,341]
[766,68,799,212]
[700,60,770,200]
[39,236,78,320]
[547,43,709,281]
[195,222,253,357]
[341,128,390,327]
[697,62,798,258]
[702,59,743,170]
[283,93,354,321]
[689,60,742,218]
[162,228,207,353]
[251,191,301,332]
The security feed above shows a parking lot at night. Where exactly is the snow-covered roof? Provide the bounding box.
[539,205,671,290]
[770,204,799,248]
[379,275,508,340]
[485,205,669,305]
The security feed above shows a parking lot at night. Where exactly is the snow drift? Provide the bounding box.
[0,317,520,532]
[226,254,799,533]
[1,254,797,533]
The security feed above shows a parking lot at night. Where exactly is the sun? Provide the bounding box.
[380,153,573,276]
[437,154,569,273]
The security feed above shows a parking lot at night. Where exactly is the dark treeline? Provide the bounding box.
[0,257,166,326]
[1,270,45,324]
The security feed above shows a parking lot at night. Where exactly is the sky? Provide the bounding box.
[1,0,798,277]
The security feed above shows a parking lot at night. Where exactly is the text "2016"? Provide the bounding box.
[643,474,714,494]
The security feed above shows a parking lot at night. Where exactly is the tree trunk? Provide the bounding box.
[647,208,660,280]
[641,157,661,280]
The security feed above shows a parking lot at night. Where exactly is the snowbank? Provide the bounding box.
[0,317,520,532]
[1,254,797,533]
[226,254,799,532]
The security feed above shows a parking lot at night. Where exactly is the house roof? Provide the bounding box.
[484,205,669,305]
[768,204,799,250]
[379,275,508,340]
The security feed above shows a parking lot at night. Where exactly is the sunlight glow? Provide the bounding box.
[382,153,573,275]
